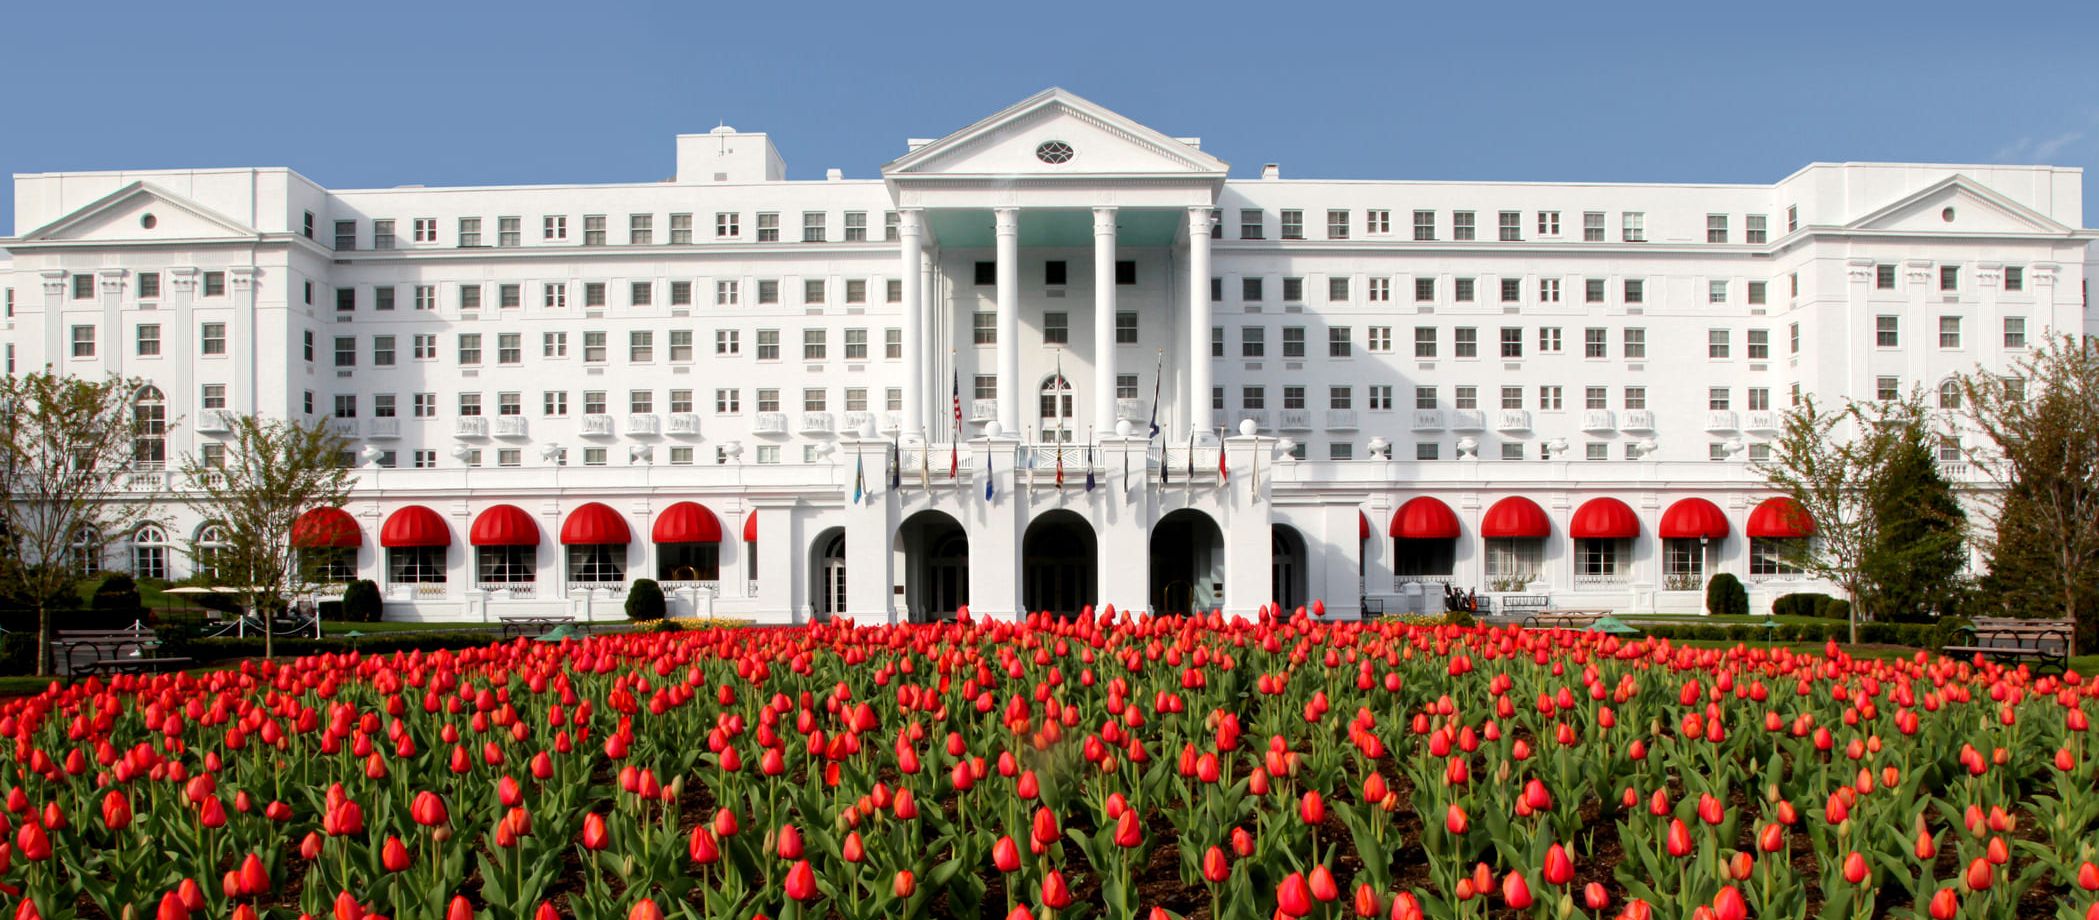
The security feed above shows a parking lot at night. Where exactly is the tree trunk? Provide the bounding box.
[35,600,51,677]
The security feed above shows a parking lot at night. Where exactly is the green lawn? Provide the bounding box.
[1615,613,1830,627]
[319,620,497,636]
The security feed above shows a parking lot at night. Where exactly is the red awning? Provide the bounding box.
[1659,498,1731,540]
[470,504,541,547]
[1746,497,1815,538]
[742,512,758,543]
[1480,497,1551,539]
[1570,498,1640,540]
[1358,511,1370,541]
[291,507,361,549]
[1389,497,1461,539]
[379,505,450,548]
[653,502,724,544]
[560,502,632,546]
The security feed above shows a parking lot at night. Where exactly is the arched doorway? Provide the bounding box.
[1038,374,1074,442]
[1150,509,1223,615]
[1271,524,1307,613]
[810,527,847,622]
[1023,510,1096,617]
[894,511,967,622]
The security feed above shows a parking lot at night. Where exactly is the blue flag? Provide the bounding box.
[889,437,901,491]
[1145,351,1163,440]
[853,450,866,504]
[983,447,994,502]
[1084,444,1096,492]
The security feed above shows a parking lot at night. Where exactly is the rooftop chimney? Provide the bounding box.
[1260,163,1281,181]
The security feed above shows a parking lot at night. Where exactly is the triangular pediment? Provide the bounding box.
[1846,175,2068,235]
[883,88,1228,179]
[18,181,259,243]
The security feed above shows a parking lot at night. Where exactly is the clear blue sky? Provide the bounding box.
[5,0,2097,232]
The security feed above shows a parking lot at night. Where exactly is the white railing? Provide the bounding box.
[124,470,166,492]
[194,410,233,434]
[567,581,628,599]
[660,580,721,595]
[1706,410,1739,432]
[1022,444,1091,477]
[1277,409,1312,431]
[753,413,788,434]
[475,581,537,600]
[798,412,835,434]
[1235,411,1268,430]
[579,414,614,436]
[329,418,361,438]
[492,416,529,438]
[367,417,402,439]
[1450,410,1487,432]
[969,399,998,423]
[1395,574,1458,589]
[900,446,975,478]
[1496,410,1532,432]
[1938,461,1971,482]
[1324,409,1359,430]
[388,582,448,600]
[1581,410,1616,432]
[1573,572,1628,586]
[666,413,701,436]
[1744,410,1782,433]
[842,411,876,434]
[1620,410,1656,432]
[453,416,489,438]
[626,413,661,436]
[1411,409,1444,432]
[188,471,227,490]
[882,411,903,433]
[1159,446,1222,478]
[1115,398,1143,421]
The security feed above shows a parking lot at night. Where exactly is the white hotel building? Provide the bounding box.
[3,89,2093,622]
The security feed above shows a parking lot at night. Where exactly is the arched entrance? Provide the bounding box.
[1038,374,1074,442]
[810,527,847,622]
[1023,510,1096,617]
[1271,524,1307,613]
[1150,509,1223,615]
[894,511,967,622]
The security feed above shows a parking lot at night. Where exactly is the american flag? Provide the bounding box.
[949,368,961,478]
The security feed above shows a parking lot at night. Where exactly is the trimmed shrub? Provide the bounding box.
[339,580,383,623]
[1706,573,1749,616]
[0,633,39,676]
[1772,593,1836,619]
[90,574,145,621]
[1824,598,1852,623]
[626,579,667,621]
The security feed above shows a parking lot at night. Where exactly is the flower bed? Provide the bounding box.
[0,607,2094,919]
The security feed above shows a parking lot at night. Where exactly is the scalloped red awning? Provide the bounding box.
[559,502,632,546]
[1746,497,1815,538]
[1659,497,1731,540]
[1570,497,1640,540]
[470,504,541,547]
[743,512,758,543]
[1480,497,1551,539]
[1389,497,1461,540]
[1359,511,1370,541]
[291,507,361,549]
[652,502,724,544]
[378,505,450,548]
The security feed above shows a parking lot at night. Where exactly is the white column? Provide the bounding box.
[1187,207,1214,434]
[994,208,1021,433]
[921,249,939,440]
[1092,207,1118,437]
[899,209,926,436]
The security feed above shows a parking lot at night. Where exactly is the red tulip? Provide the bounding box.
[1446,803,1469,835]
[1583,882,1610,911]
[1352,882,1380,918]
[1543,843,1575,885]
[411,791,448,827]
[1202,845,1230,884]
[1928,888,1959,920]
[1712,887,1748,920]
[784,859,817,901]
[581,813,609,851]
[776,824,803,860]
[237,852,269,895]
[1031,807,1059,846]
[381,836,411,873]
[447,896,474,920]
[16,822,50,861]
[1522,779,1552,811]
[1964,857,1993,892]
[1757,823,1785,853]
[993,835,1021,872]
[102,790,132,831]
[842,830,865,863]
[1502,871,1533,909]
[1390,891,1424,920]
[1277,872,1313,917]
[535,902,564,920]
[2079,862,2099,891]
[713,808,739,837]
[1309,864,1340,902]
[689,825,720,864]
[1042,869,1072,908]
[1300,790,1326,826]
[894,869,917,897]
[1113,807,1142,847]
[1664,819,1693,858]
[627,899,663,920]
[156,892,188,920]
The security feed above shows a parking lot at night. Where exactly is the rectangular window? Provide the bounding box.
[1453,386,1477,410]
[1499,327,1523,358]
[1042,312,1069,346]
[1239,209,1263,240]
[1279,209,1303,240]
[1748,281,1767,305]
[844,328,869,360]
[458,333,483,365]
[803,328,827,361]
[1361,325,1390,353]
[1787,205,1799,233]
[666,329,692,363]
[1500,386,1524,410]
[334,395,358,419]
[1116,374,1138,400]
[1939,315,1962,348]
[799,211,825,243]
[332,336,355,367]
[580,214,605,246]
[199,322,227,355]
[707,280,734,306]
[1414,278,1435,302]
[1584,278,1606,303]
[1584,327,1607,359]
[1452,211,1475,241]
[843,211,868,242]
[412,217,438,243]
[754,212,779,242]
[1498,210,1521,241]
[1327,276,1351,302]
[1745,214,1767,244]
[1327,209,1349,239]
[202,272,226,297]
[544,283,567,309]
[1282,326,1305,358]
[1241,326,1265,358]
[1537,327,1562,353]
[372,219,396,250]
[717,330,741,355]
[1747,328,1769,360]
[1369,386,1394,410]
[1787,323,1799,356]
[1116,311,1139,344]
[1241,386,1265,410]
[1454,278,1475,302]
[583,331,607,363]
[1582,211,1605,242]
[582,391,606,415]
[1624,279,1644,303]
[1282,277,1304,302]
[1538,386,1562,411]
[1876,376,1899,401]
[630,281,653,307]
[885,211,900,242]
[373,335,396,366]
[1500,278,1521,303]
[201,385,227,409]
[371,286,394,311]
[1366,209,1390,234]
[1585,386,1608,410]
[584,282,607,308]
[1623,328,1646,359]
[1413,210,1436,241]
[628,330,654,362]
[2003,316,2027,348]
[1940,266,1959,291]
[1748,387,1771,411]
[1624,387,1646,410]
[454,285,480,311]
[1454,327,1478,358]
[1367,278,1390,302]
[1708,280,1728,303]
[1212,327,1224,358]
[1328,326,1352,357]
[1706,214,1728,243]
[1537,211,1561,236]
[757,330,779,360]
[1708,329,1730,359]
[2004,266,2024,292]
[974,376,997,400]
[1539,278,1560,303]
[334,220,358,250]
[542,215,568,240]
[137,272,160,299]
[416,334,439,359]
[1413,386,1438,410]
[1877,315,1899,347]
[1708,388,1730,411]
[451,216,482,247]
[135,323,160,357]
[973,313,996,345]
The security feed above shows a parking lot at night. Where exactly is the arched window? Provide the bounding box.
[132,386,167,468]
[1037,374,1073,441]
[1937,379,1963,411]
[132,524,169,581]
[69,527,102,578]
[194,523,231,581]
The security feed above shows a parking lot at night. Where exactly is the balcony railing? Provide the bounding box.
[659,580,721,596]
[1573,572,1629,586]
[1234,410,1268,430]
[123,470,166,492]
[452,417,487,438]
[193,410,233,434]
[328,418,361,438]
[387,582,448,601]
[969,399,998,423]
[474,581,537,600]
[626,413,661,436]
[1705,410,1739,432]
[1411,409,1445,432]
[1620,410,1656,432]
[1115,398,1143,421]
[492,416,529,438]
[1276,409,1313,431]
[1496,410,1532,432]
[1938,461,1972,482]
[1325,409,1359,430]
[366,417,402,439]
[842,411,876,435]
[753,413,788,435]
[579,414,614,436]
[188,471,227,491]
[666,413,701,436]
[1581,410,1616,432]
[1450,410,1487,432]
[799,412,835,435]
[567,581,628,599]
[1744,410,1782,433]
[1394,574,1458,589]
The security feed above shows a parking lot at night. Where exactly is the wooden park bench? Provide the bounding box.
[51,626,160,676]
[1499,595,1550,620]
[1942,617,2075,671]
[499,615,575,639]
[1524,609,1609,630]
[81,656,193,676]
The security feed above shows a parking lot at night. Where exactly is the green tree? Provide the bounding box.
[0,372,163,675]
[1958,336,2099,649]
[178,415,352,659]
[1857,400,1967,621]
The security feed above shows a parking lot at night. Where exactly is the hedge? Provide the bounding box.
[1636,619,1965,648]
[156,631,505,664]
